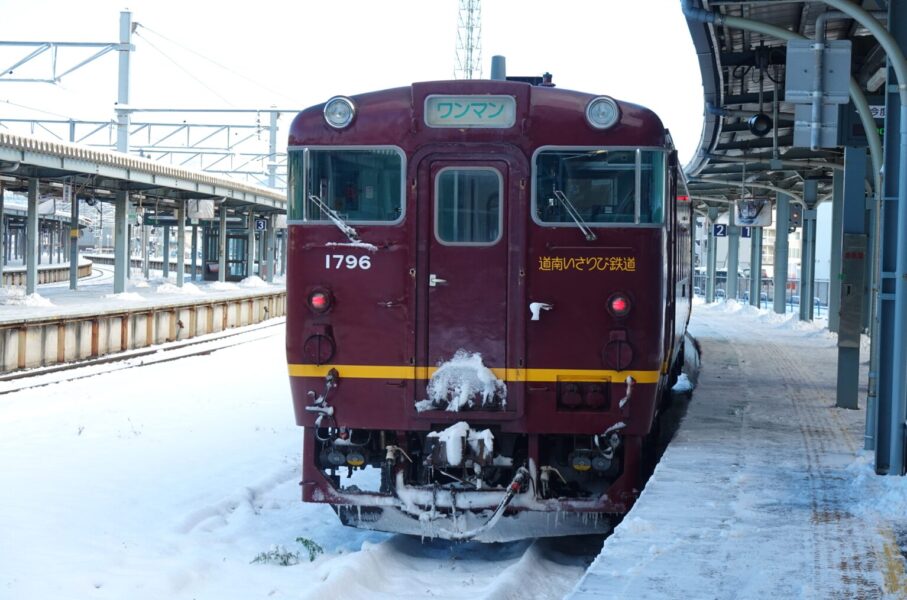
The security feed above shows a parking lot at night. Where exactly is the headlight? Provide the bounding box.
[323,96,356,129]
[585,96,620,130]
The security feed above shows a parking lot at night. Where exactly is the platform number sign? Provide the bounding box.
[741,226,752,238]
[255,218,267,231]
[712,223,728,237]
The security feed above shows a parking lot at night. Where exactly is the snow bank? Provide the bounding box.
[156,282,203,295]
[847,453,907,519]
[0,287,54,307]
[238,276,269,288]
[104,292,144,302]
[671,373,693,393]
[419,350,506,412]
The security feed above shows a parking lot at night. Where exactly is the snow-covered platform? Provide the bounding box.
[0,263,286,373]
[570,301,907,600]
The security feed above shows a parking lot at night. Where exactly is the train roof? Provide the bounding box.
[288,79,668,151]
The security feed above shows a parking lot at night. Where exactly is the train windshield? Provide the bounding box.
[534,149,665,225]
[288,147,404,224]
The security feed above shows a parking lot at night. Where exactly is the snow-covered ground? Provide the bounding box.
[3,293,906,599]
[571,298,907,599]
[0,325,597,600]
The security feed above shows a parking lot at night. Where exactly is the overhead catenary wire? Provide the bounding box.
[132,30,233,106]
[135,24,298,105]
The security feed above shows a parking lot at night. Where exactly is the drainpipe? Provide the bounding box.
[811,12,830,151]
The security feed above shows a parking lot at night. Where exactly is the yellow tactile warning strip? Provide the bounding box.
[881,528,907,595]
[286,363,661,383]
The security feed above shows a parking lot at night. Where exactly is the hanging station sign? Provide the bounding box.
[735,198,772,227]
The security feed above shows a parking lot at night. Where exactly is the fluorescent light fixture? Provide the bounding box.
[867,67,887,92]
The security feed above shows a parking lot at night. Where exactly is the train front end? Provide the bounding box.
[286,79,687,541]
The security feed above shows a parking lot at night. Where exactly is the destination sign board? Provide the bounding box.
[424,95,516,128]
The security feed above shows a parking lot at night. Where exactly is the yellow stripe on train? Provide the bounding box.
[286,364,661,384]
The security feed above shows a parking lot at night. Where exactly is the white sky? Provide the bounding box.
[0,0,705,164]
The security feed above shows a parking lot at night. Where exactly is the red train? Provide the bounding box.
[286,73,692,541]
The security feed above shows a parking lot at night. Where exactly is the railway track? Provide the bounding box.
[0,317,285,396]
[294,532,605,600]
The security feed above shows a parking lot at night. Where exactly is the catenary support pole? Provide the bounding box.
[773,192,790,314]
[68,182,79,290]
[26,179,38,295]
[727,209,739,300]
[749,226,763,308]
[706,208,718,302]
[268,109,278,189]
[176,202,185,288]
[190,224,198,282]
[115,11,132,153]
[162,225,170,279]
[267,215,276,283]
[113,190,128,294]
[280,230,287,276]
[141,220,149,279]
[217,203,227,283]
[247,211,256,278]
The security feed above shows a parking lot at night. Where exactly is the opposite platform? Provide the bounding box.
[570,301,907,600]
[0,263,286,373]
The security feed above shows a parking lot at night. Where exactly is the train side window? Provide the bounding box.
[639,151,665,224]
[434,168,502,245]
[287,147,405,224]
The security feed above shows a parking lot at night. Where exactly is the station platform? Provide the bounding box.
[570,301,907,599]
[0,261,286,374]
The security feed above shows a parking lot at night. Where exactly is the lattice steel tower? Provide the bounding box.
[455,0,482,79]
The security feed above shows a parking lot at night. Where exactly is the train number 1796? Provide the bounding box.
[325,254,372,270]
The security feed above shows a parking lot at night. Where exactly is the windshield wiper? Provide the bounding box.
[552,189,597,241]
[307,194,361,243]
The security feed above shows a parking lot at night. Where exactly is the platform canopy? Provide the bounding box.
[682,0,889,210]
[0,131,285,216]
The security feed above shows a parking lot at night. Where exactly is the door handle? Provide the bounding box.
[429,274,447,287]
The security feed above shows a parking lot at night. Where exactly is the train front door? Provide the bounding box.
[422,159,509,398]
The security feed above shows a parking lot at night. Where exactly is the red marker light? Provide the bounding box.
[608,293,631,317]
[308,290,332,313]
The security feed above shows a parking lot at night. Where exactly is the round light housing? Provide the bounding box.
[308,289,333,313]
[747,113,773,137]
[323,96,356,129]
[345,451,366,467]
[586,96,621,130]
[607,293,631,318]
